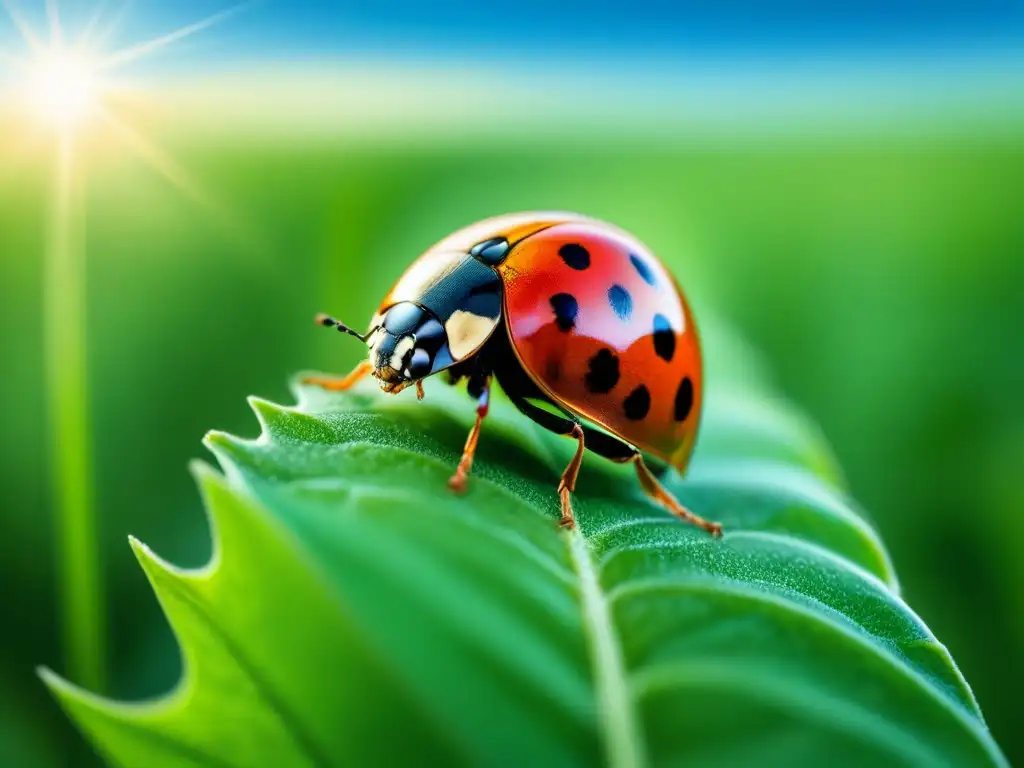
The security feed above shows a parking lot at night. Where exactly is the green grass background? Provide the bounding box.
[1,104,1023,764]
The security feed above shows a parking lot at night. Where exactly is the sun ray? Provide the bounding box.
[99,1,252,71]
[96,105,211,204]
[95,104,267,259]
[1,0,44,54]
[78,0,108,42]
[45,0,62,45]
[81,0,131,53]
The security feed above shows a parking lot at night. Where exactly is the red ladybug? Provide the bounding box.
[305,212,721,535]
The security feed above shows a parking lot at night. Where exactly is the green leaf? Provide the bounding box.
[41,328,1005,767]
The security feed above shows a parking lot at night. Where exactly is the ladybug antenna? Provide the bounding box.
[315,312,370,343]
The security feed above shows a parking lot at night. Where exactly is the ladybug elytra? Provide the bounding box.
[305,212,721,536]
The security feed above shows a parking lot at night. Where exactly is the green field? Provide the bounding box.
[2,105,1023,764]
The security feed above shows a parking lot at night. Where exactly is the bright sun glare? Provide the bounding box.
[0,0,254,243]
[2,1,246,137]
[27,47,101,128]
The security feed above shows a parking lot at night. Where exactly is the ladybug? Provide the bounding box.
[305,212,721,536]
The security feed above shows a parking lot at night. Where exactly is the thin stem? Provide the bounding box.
[44,134,105,692]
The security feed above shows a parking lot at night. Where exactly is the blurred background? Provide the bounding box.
[1,1,1022,765]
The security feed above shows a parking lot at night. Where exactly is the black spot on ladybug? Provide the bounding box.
[630,252,657,287]
[608,284,632,321]
[549,293,578,332]
[545,358,562,383]
[623,385,651,420]
[559,243,590,270]
[470,237,509,264]
[585,348,620,394]
[674,376,694,422]
[652,314,675,362]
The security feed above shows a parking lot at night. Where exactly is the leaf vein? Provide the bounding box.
[611,577,997,755]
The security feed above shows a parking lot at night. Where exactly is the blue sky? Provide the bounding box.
[1,0,1023,114]
[3,0,1023,67]
[246,1,1024,58]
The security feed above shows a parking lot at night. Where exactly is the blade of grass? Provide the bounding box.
[44,133,105,693]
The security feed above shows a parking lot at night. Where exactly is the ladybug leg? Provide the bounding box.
[556,424,586,529]
[302,361,372,391]
[631,454,722,537]
[447,376,492,494]
[500,391,587,528]
[563,420,721,537]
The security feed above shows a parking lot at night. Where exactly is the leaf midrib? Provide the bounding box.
[568,528,646,768]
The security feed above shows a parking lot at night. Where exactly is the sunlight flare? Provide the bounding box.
[1,1,256,235]
[97,104,265,252]
[100,2,251,70]
[1,0,44,53]
[5,1,248,134]
[43,0,60,43]
[27,46,101,129]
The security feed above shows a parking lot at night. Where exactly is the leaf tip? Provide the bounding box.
[248,394,276,413]
[248,395,300,435]
[36,664,63,692]
[187,457,220,485]
[202,429,234,450]
[37,665,89,714]
[36,664,104,712]
[249,393,343,444]
[128,535,167,576]
[128,534,190,582]
[203,429,252,468]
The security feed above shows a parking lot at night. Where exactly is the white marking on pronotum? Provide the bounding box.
[445,310,498,360]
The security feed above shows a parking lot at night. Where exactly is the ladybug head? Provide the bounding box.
[317,249,504,394]
[366,302,455,389]
[316,302,455,393]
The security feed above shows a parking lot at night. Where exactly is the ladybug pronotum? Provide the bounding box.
[305,212,722,535]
